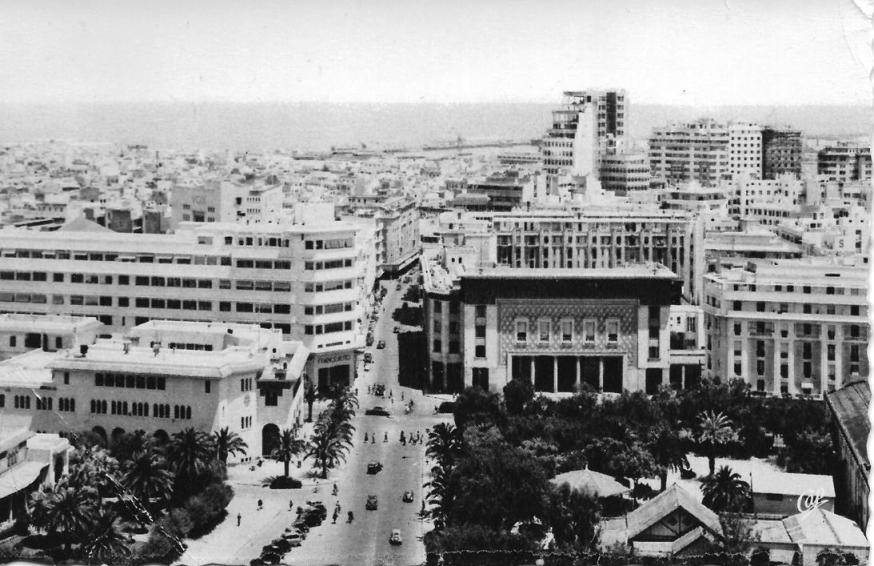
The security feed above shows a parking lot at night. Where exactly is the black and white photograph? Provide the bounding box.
[0,1,871,565]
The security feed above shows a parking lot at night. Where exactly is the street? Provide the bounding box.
[289,275,448,566]
[177,275,450,566]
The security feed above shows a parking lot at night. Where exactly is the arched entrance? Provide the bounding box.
[91,426,107,447]
[111,427,126,447]
[152,429,170,445]
[262,424,280,457]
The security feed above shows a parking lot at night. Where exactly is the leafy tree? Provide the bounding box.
[445,428,549,531]
[701,466,751,513]
[271,427,306,478]
[519,437,560,478]
[213,427,248,466]
[646,425,690,492]
[696,410,738,476]
[605,440,658,493]
[503,378,534,415]
[544,482,601,551]
[719,512,760,554]
[81,511,131,563]
[783,427,834,474]
[166,428,216,498]
[123,445,174,511]
[423,524,536,554]
[109,430,149,463]
[453,386,504,431]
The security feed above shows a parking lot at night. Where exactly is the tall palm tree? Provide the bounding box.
[166,428,215,495]
[701,465,751,513]
[213,427,248,465]
[697,410,737,476]
[647,425,690,492]
[81,511,132,563]
[423,464,454,530]
[123,446,174,511]
[304,378,317,422]
[426,423,463,470]
[305,414,354,479]
[271,428,306,478]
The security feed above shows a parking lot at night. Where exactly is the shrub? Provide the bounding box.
[268,476,302,489]
[680,467,697,480]
[183,481,234,538]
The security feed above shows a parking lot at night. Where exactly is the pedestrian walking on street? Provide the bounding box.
[237,513,241,526]
[371,432,375,444]
[364,432,369,442]
[384,432,388,442]
[257,499,263,511]
[401,392,404,401]
[289,499,294,511]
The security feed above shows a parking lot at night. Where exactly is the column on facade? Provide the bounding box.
[530,358,536,386]
[787,338,797,395]
[772,339,781,396]
[598,357,604,391]
[575,357,581,390]
[835,334,843,389]
[553,356,558,393]
[680,365,686,390]
[820,335,828,395]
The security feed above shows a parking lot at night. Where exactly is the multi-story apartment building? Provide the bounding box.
[0,221,370,391]
[761,127,802,179]
[464,172,531,211]
[0,320,309,459]
[598,153,650,194]
[728,122,763,180]
[702,259,869,398]
[649,120,763,186]
[540,89,626,177]
[818,143,872,183]
[376,198,421,276]
[649,120,731,187]
[738,175,803,223]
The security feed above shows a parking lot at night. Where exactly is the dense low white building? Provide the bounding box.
[0,320,309,459]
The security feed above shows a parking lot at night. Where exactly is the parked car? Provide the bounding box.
[366,335,374,347]
[367,461,383,474]
[365,406,390,417]
[376,340,386,349]
[389,529,403,545]
[307,501,327,518]
[396,284,402,290]
[392,326,399,333]
[366,495,378,510]
[402,490,414,503]
[364,352,373,363]
[270,539,292,553]
[436,401,456,413]
[282,533,303,547]
[260,551,281,565]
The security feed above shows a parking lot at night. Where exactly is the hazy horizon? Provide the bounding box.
[0,101,870,152]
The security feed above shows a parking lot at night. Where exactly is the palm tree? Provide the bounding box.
[123,446,174,511]
[697,410,738,476]
[271,428,306,478]
[304,377,317,422]
[423,464,454,530]
[42,485,98,552]
[213,427,248,465]
[166,428,215,495]
[647,425,690,492]
[426,423,463,470]
[701,466,751,513]
[81,511,132,563]
[305,414,354,479]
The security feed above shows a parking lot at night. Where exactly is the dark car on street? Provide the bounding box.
[376,340,386,349]
[366,495,378,510]
[402,490,414,503]
[365,406,390,417]
[367,461,383,474]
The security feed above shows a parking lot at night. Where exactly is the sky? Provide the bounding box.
[0,0,871,106]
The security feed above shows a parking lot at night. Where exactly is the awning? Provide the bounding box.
[0,462,46,500]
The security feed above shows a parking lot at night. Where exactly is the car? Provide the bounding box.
[367,461,383,474]
[283,527,306,539]
[364,352,373,363]
[389,529,403,545]
[250,559,265,566]
[307,500,327,515]
[262,544,282,555]
[271,539,292,553]
[260,551,281,565]
[402,490,414,503]
[291,520,310,533]
[366,335,374,346]
[392,326,400,333]
[396,284,402,290]
[365,406,390,417]
[376,340,386,349]
[366,495,378,510]
[282,533,303,547]
[373,384,385,396]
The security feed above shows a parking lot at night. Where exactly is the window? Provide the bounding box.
[606,320,619,343]
[851,305,860,316]
[475,325,486,338]
[515,320,528,342]
[9,336,16,347]
[560,319,573,342]
[475,344,486,358]
[583,320,596,343]
[733,323,742,336]
[433,300,442,314]
[475,305,486,318]
[538,320,550,342]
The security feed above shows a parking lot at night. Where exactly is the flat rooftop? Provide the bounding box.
[47,340,267,379]
[463,264,678,280]
[0,313,103,334]
[0,349,59,388]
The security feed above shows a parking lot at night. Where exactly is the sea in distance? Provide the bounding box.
[0,101,870,152]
